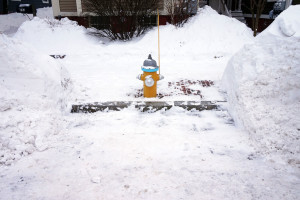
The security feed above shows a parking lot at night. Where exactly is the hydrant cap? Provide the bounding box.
[143,54,157,68]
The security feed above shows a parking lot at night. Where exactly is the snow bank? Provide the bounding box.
[260,5,300,37]
[0,7,54,35]
[13,6,253,56]
[14,17,97,54]
[222,5,300,165]
[0,13,29,35]
[0,34,71,165]
[136,6,253,56]
[36,7,54,19]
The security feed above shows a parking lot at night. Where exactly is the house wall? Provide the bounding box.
[158,0,167,15]
[7,0,52,13]
[66,16,89,26]
[53,0,168,17]
[52,0,199,29]
[81,0,87,13]
[59,0,76,12]
[52,0,60,16]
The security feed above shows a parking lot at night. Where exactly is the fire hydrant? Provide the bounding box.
[137,54,164,98]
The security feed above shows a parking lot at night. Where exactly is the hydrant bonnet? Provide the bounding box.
[142,54,159,72]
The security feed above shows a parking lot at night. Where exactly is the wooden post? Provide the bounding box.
[157,9,161,75]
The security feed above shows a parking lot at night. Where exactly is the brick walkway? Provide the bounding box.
[129,80,214,99]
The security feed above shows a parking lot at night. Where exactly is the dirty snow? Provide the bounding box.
[222,5,300,166]
[0,5,299,200]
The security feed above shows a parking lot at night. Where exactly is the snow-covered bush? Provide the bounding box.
[0,34,72,165]
[222,5,300,165]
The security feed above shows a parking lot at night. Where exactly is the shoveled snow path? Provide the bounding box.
[63,51,226,103]
[0,107,299,200]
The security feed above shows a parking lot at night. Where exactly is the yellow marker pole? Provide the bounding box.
[157,9,161,75]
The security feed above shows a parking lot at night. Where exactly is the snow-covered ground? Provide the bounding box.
[0,6,299,200]
[1,108,299,199]
[11,7,253,102]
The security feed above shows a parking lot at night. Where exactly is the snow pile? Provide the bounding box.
[36,7,54,19]
[13,6,253,56]
[0,34,71,165]
[14,17,97,54]
[222,5,300,165]
[137,6,253,56]
[260,5,300,37]
[0,13,29,35]
[0,7,54,35]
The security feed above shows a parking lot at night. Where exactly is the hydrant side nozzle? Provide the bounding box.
[159,75,164,80]
[145,76,155,87]
[137,74,142,80]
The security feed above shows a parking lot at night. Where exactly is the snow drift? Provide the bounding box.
[0,13,29,35]
[14,17,97,54]
[222,5,300,165]
[13,6,253,56]
[260,5,300,38]
[0,7,53,35]
[137,6,253,56]
[0,34,71,165]
[36,7,54,19]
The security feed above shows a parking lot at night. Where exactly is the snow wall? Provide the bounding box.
[0,34,72,165]
[222,5,300,165]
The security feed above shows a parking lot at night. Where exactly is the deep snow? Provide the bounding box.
[222,5,300,166]
[12,7,253,102]
[0,34,72,165]
[1,108,299,200]
[0,7,53,35]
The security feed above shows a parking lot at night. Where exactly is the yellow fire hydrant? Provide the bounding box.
[137,54,164,98]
